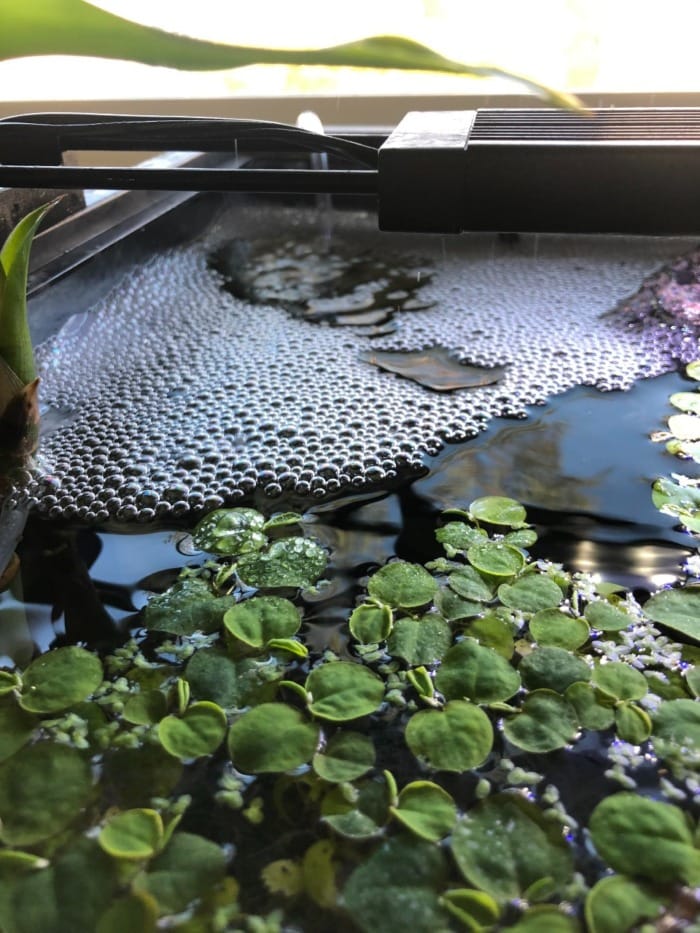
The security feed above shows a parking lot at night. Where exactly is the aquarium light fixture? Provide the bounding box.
[2,109,700,235]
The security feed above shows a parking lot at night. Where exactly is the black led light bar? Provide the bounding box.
[2,109,700,234]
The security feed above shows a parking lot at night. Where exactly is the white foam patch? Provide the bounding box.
[28,206,698,521]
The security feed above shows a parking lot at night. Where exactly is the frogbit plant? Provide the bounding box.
[0,498,697,931]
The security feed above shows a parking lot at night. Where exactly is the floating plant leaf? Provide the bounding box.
[502,689,579,753]
[321,779,388,839]
[98,808,164,861]
[122,689,167,726]
[236,537,327,588]
[96,892,159,933]
[312,731,375,783]
[386,614,452,666]
[435,521,486,556]
[158,701,227,760]
[19,645,102,713]
[498,574,563,613]
[668,413,700,440]
[518,646,590,694]
[465,612,516,658]
[0,741,93,845]
[589,793,700,884]
[653,697,700,749]
[584,599,633,633]
[447,565,495,602]
[184,648,276,708]
[390,781,457,841]
[529,608,590,649]
[360,347,508,392]
[143,577,235,635]
[506,905,578,932]
[348,602,393,644]
[192,507,267,555]
[367,560,438,609]
[0,696,37,762]
[228,703,320,773]
[591,661,648,701]
[564,682,615,731]
[643,585,700,641]
[306,661,385,721]
[467,541,525,577]
[451,793,573,901]
[670,391,700,415]
[136,832,226,915]
[585,875,667,933]
[614,701,651,744]
[263,512,303,530]
[504,528,539,548]
[440,889,500,930]
[103,745,182,810]
[651,477,700,533]
[223,595,300,648]
[405,700,493,771]
[435,586,482,621]
[435,638,521,704]
[469,496,528,527]
[302,839,338,909]
[343,835,449,933]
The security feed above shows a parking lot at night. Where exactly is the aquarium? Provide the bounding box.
[0,183,697,932]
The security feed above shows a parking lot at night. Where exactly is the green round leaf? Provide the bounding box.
[643,585,700,641]
[98,809,164,860]
[448,565,495,602]
[504,528,539,548]
[436,586,482,621]
[670,391,700,414]
[502,689,579,752]
[97,892,158,933]
[184,648,276,708]
[585,875,667,933]
[19,646,103,714]
[386,615,452,666]
[465,613,516,658]
[653,697,700,749]
[0,742,93,845]
[530,608,590,649]
[321,779,388,839]
[136,832,226,914]
[615,701,652,744]
[469,496,527,527]
[406,700,493,772]
[263,512,302,530]
[367,561,438,609]
[228,702,319,773]
[343,835,449,933]
[143,577,235,635]
[441,889,500,929]
[313,731,375,783]
[451,793,573,900]
[158,701,227,760]
[592,661,648,701]
[518,646,590,694]
[668,412,700,439]
[192,507,267,555]
[123,690,167,726]
[564,682,615,731]
[0,696,38,762]
[306,661,384,722]
[589,792,700,884]
[223,595,300,647]
[435,639,521,704]
[236,537,327,589]
[436,521,486,556]
[467,541,525,577]
[391,781,457,841]
[506,906,578,932]
[584,600,633,633]
[103,745,182,810]
[498,575,563,613]
[349,603,393,644]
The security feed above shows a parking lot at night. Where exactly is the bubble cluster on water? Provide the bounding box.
[29,205,699,522]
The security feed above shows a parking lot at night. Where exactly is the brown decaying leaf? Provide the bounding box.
[360,346,507,392]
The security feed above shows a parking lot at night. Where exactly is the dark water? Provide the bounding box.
[2,368,692,664]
